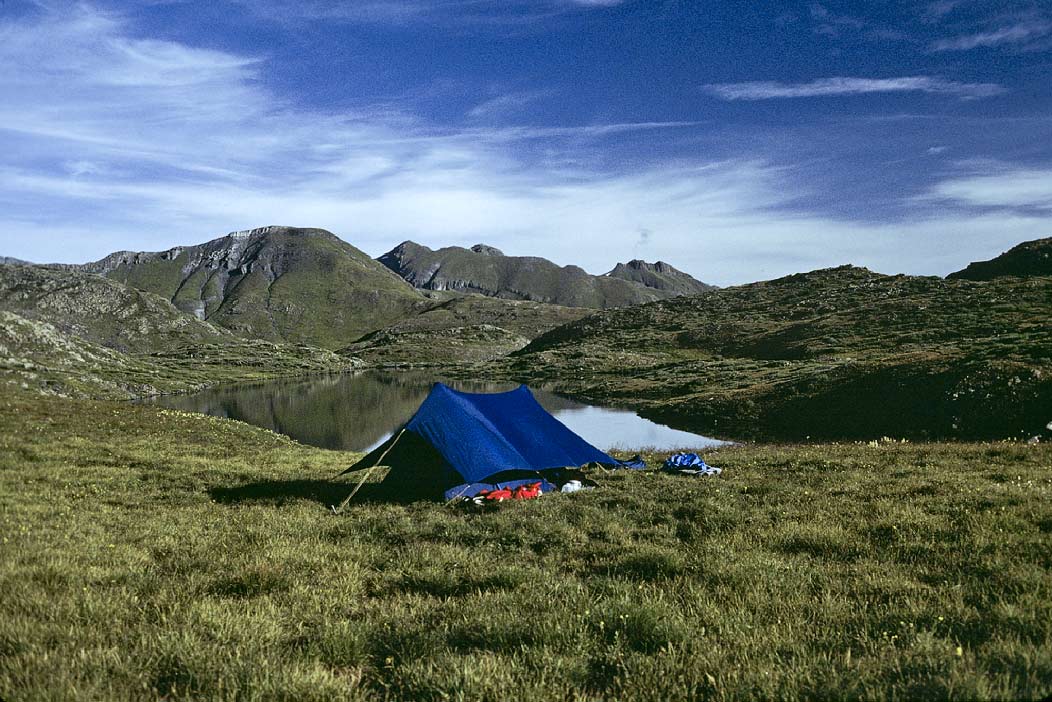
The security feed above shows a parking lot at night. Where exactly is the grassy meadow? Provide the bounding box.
[2,390,1051,700]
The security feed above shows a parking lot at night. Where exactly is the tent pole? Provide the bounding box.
[443,483,474,507]
[333,429,405,514]
[333,464,378,514]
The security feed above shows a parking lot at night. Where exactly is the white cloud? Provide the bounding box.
[932,19,1052,51]
[703,76,1005,100]
[924,168,1052,209]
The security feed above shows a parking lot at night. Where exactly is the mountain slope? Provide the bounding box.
[0,310,143,397]
[505,266,1052,441]
[84,226,428,348]
[0,263,230,353]
[343,294,590,365]
[378,241,705,308]
[0,308,358,400]
[605,259,715,295]
[948,237,1052,280]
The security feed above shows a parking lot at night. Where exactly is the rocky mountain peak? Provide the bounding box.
[470,244,505,256]
[70,227,424,348]
[616,259,681,274]
[605,259,714,295]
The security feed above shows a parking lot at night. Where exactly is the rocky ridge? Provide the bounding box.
[605,259,715,295]
[948,237,1052,281]
[378,241,710,309]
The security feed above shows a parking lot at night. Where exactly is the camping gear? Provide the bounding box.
[336,383,634,508]
[662,452,722,477]
[458,480,546,507]
[560,480,594,494]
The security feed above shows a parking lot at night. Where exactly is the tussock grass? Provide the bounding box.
[2,392,1051,700]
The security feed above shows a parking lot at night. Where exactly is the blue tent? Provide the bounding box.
[341,383,629,500]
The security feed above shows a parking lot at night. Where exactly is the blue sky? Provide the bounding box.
[1,0,1051,285]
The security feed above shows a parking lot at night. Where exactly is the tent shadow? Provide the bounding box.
[209,479,392,506]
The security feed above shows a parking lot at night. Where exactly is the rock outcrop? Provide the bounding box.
[0,264,230,353]
[948,237,1052,281]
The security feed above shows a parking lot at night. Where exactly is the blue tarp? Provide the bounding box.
[406,383,618,484]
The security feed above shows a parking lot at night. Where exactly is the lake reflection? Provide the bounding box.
[145,371,725,452]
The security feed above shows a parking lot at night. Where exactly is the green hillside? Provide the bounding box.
[505,266,1052,441]
[0,262,360,399]
[85,226,428,348]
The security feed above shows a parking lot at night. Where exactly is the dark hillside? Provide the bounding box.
[949,237,1052,281]
[508,266,1052,441]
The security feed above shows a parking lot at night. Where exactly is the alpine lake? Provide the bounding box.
[143,370,726,453]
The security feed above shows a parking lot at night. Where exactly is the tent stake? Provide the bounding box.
[332,429,405,514]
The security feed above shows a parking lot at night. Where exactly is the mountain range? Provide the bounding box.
[1,227,1049,440]
[605,259,714,296]
[377,241,711,308]
[41,228,713,351]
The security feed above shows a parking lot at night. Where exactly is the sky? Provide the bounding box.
[1,0,1051,286]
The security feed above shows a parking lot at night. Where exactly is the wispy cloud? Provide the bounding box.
[225,0,627,27]
[923,0,965,21]
[808,2,865,38]
[932,19,1052,50]
[923,166,1052,210]
[467,90,552,119]
[703,76,1005,101]
[0,3,1047,287]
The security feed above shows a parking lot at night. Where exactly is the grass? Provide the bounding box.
[2,390,1051,700]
